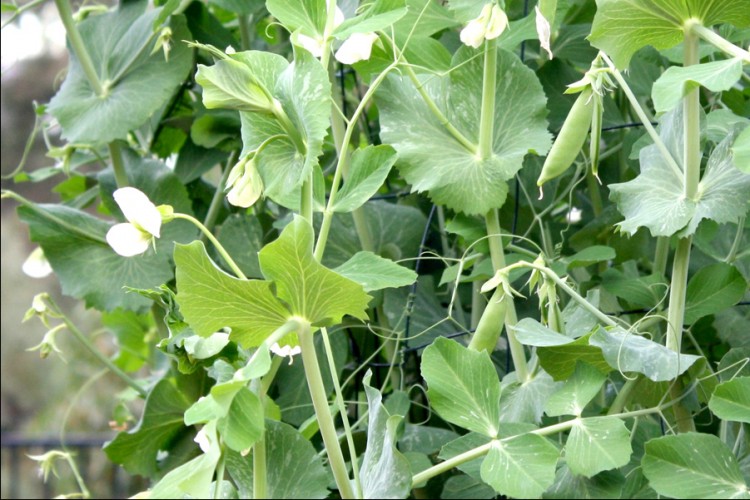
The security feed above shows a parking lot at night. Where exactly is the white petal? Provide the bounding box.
[485,5,509,40]
[113,187,162,238]
[226,161,263,208]
[106,223,152,257]
[297,33,325,58]
[335,32,379,65]
[270,342,301,358]
[22,247,53,278]
[334,6,345,27]
[460,19,486,48]
[535,6,553,59]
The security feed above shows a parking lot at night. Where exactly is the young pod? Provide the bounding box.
[537,87,594,186]
[468,287,507,354]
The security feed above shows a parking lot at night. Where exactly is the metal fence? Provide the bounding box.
[1,434,146,499]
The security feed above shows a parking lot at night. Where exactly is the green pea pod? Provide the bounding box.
[468,287,507,354]
[537,87,594,186]
[590,92,603,179]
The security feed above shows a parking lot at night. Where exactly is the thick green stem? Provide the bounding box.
[653,237,670,278]
[607,377,639,415]
[586,169,603,218]
[485,210,528,381]
[298,321,356,499]
[688,22,750,62]
[173,213,247,280]
[108,142,129,189]
[478,39,497,160]
[214,448,226,499]
[238,15,252,51]
[253,436,267,499]
[54,0,104,96]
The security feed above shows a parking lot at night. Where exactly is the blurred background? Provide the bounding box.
[1,2,142,497]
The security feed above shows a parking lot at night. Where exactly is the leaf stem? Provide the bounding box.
[478,39,497,160]
[653,236,670,278]
[214,447,226,500]
[687,22,750,63]
[172,213,247,280]
[252,435,266,499]
[202,151,237,236]
[107,141,129,189]
[53,0,104,96]
[298,320,356,499]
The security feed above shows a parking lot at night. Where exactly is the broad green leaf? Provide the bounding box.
[602,268,668,309]
[590,326,701,382]
[377,47,550,215]
[643,433,750,499]
[361,372,412,499]
[48,3,193,143]
[400,425,460,455]
[564,245,617,270]
[652,58,744,113]
[421,337,502,437]
[709,377,750,423]
[225,420,330,499]
[546,362,608,417]
[565,417,632,477]
[480,434,559,499]
[499,371,560,424]
[332,145,397,212]
[266,0,327,36]
[546,466,626,499]
[259,216,370,325]
[104,378,196,477]
[719,347,750,381]
[589,0,750,69]
[562,290,602,339]
[441,475,496,499]
[102,309,151,372]
[684,262,748,324]
[174,241,290,347]
[610,93,750,238]
[216,214,265,279]
[219,387,265,452]
[733,126,750,173]
[182,332,229,360]
[334,251,417,292]
[515,317,577,346]
[447,0,487,22]
[334,3,408,39]
[439,432,494,481]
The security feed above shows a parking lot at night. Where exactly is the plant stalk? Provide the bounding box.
[688,22,750,62]
[298,321,356,499]
[202,151,237,235]
[54,0,104,96]
[478,39,497,159]
[173,213,247,280]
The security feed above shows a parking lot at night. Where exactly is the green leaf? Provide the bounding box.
[266,0,327,36]
[377,47,550,215]
[590,326,701,382]
[334,5,408,39]
[733,126,750,173]
[499,372,560,424]
[480,434,559,499]
[439,432,494,481]
[719,347,750,381]
[225,420,330,499]
[546,466,626,499]
[564,246,617,270]
[361,371,412,499]
[602,268,668,309]
[174,241,290,348]
[400,425,460,455]
[421,337,502,437]
[589,0,750,69]
[545,362,608,417]
[182,331,230,360]
[642,433,750,499]
[709,377,750,423]
[565,417,632,477]
[684,262,748,324]
[258,216,370,325]
[219,387,265,452]
[334,251,417,292]
[610,93,750,237]
[441,475,496,499]
[652,58,744,113]
[48,4,193,143]
[104,378,196,477]
[514,318,577,346]
[102,309,152,372]
[332,145,397,212]
[216,214,265,279]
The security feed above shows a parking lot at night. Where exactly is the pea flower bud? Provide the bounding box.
[460,3,508,49]
[226,156,264,208]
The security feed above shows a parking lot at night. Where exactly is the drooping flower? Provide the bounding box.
[270,342,301,364]
[535,6,553,59]
[460,3,509,48]
[335,32,379,65]
[226,155,264,208]
[106,187,163,257]
[295,6,345,58]
[22,247,53,278]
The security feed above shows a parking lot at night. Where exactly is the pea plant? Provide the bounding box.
[3,0,750,498]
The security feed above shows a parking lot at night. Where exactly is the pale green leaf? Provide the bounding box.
[709,377,750,423]
[216,214,264,279]
[361,371,412,499]
[377,47,550,215]
[589,0,750,69]
[334,251,417,292]
[643,433,750,499]
[441,475,495,499]
[182,331,230,360]
[421,337,502,437]
[733,126,750,173]
[565,417,632,477]
[564,246,617,270]
[48,3,193,143]
[546,465,626,499]
[499,371,560,424]
[652,58,744,113]
[684,262,748,324]
[258,216,370,325]
[266,0,327,36]
[219,387,264,452]
[332,145,397,213]
[514,317,576,346]
[545,362,608,417]
[589,326,701,382]
[480,434,559,499]
[334,5,408,39]
[174,241,290,348]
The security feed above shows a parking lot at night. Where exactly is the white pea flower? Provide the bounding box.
[460,3,509,48]
[335,32,379,64]
[295,6,345,58]
[22,247,53,278]
[106,187,163,257]
[270,342,301,364]
[535,6,553,59]
[226,156,263,208]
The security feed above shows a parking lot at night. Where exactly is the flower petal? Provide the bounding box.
[335,32,379,65]
[297,33,326,58]
[226,159,263,207]
[460,19,486,48]
[485,5,509,40]
[535,6,553,59]
[22,247,53,278]
[106,223,152,257]
[113,187,162,237]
